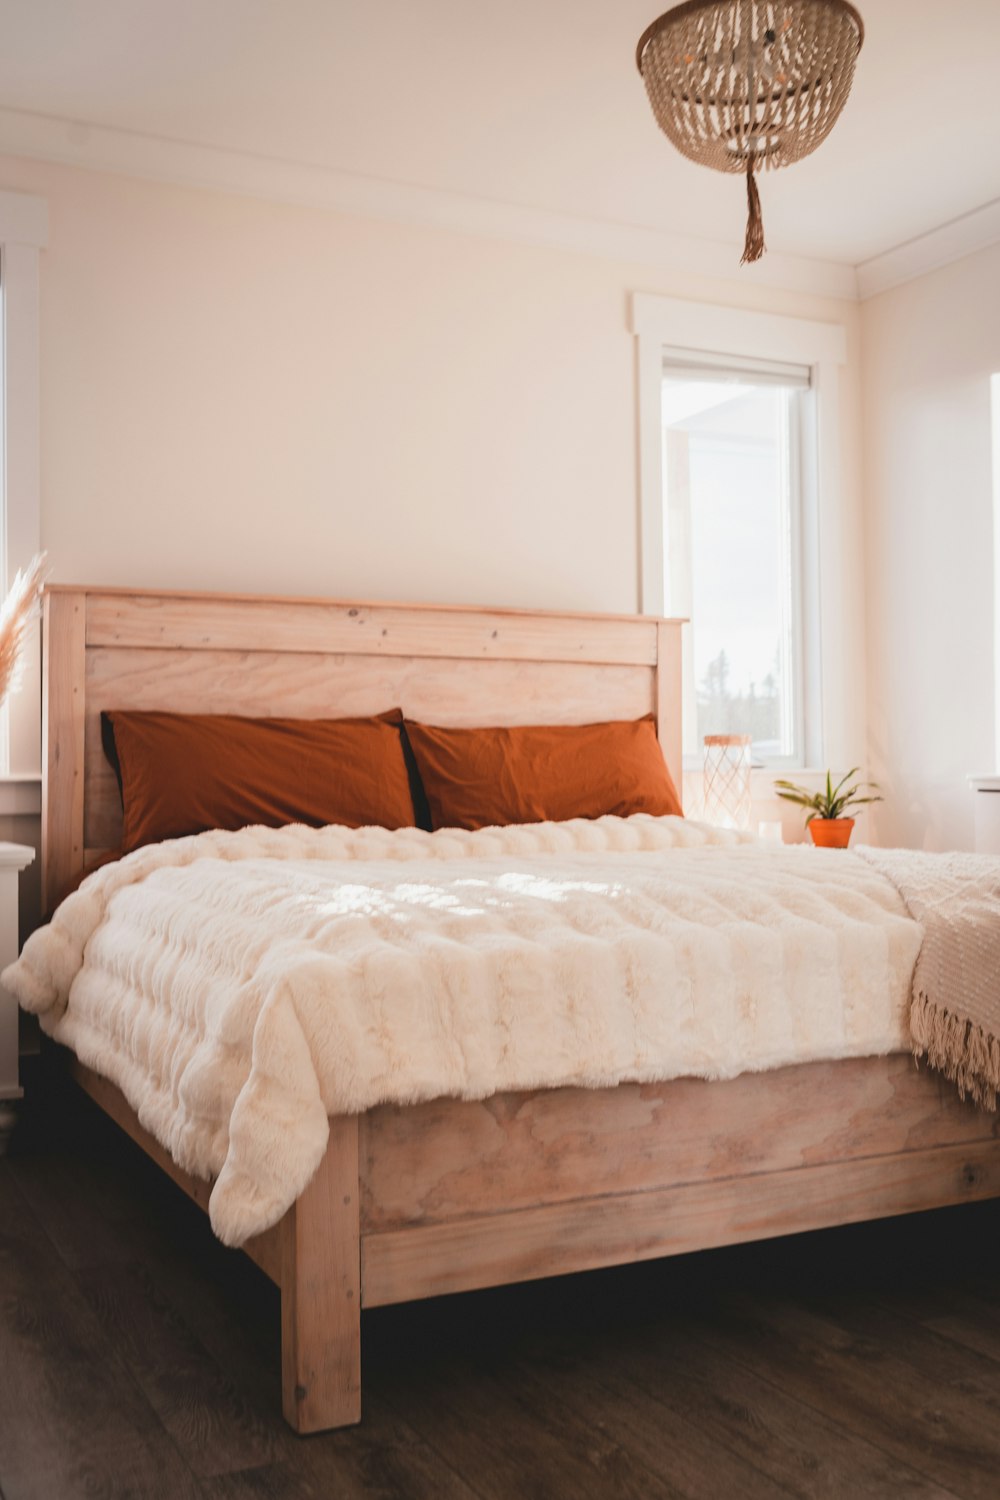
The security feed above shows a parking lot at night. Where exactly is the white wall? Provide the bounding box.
[862,241,1000,850]
[0,154,869,880]
[0,154,861,622]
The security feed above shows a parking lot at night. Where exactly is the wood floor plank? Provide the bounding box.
[691,1286,1000,1499]
[568,1300,961,1499]
[898,1285,1000,1367]
[370,1329,687,1500]
[78,1261,279,1479]
[0,1168,203,1500]
[46,1113,431,1467]
[813,1288,1000,1385]
[8,1148,143,1271]
[503,1346,795,1500]
[201,1440,478,1500]
[196,1464,322,1500]
[16,1086,458,1481]
[108,1174,428,1457]
[5,1070,1000,1500]
[8,1084,159,1273]
[376,1277,793,1499]
[383,1263,959,1500]
[833,1212,1000,1369]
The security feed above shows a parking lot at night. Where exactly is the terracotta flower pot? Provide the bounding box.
[808,817,855,849]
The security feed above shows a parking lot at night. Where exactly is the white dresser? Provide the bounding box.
[0,840,37,1151]
[968,775,1000,854]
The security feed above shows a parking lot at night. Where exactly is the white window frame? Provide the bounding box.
[0,190,47,803]
[661,356,808,769]
[631,292,847,771]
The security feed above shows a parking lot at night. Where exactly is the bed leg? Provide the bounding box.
[280,1114,361,1433]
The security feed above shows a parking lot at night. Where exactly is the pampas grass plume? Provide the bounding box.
[0,552,47,705]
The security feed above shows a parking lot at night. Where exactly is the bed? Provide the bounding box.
[19,585,1000,1434]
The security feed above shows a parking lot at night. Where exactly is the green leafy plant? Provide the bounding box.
[773,768,882,824]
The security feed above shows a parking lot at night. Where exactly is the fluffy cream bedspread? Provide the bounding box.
[4,817,922,1246]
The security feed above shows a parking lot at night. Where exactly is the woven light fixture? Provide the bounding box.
[637,0,864,263]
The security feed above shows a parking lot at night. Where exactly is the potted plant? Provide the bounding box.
[773,768,882,849]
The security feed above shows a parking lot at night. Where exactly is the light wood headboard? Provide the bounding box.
[42,587,685,912]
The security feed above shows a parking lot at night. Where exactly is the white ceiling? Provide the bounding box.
[0,0,996,277]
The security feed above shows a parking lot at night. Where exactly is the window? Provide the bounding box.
[631,294,848,774]
[0,193,47,790]
[661,351,808,766]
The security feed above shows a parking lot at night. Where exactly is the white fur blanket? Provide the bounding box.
[4,817,922,1246]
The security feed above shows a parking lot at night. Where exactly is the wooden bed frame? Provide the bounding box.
[41,585,1000,1434]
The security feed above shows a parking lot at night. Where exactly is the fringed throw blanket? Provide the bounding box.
[4,818,922,1247]
[858,847,1000,1111]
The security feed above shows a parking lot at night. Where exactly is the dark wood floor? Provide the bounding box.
[1,1066,999,1500]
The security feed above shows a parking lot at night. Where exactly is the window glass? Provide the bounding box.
[662,374,803,764]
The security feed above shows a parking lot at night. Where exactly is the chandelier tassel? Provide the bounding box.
[741,154,766,265]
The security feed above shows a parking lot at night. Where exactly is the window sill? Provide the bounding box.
[0,776,41,817]
[682,767,845,790]
[682,767,871,845]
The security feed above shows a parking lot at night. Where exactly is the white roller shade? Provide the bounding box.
[662,347,811,389]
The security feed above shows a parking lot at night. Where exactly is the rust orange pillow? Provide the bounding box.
[403,715,682,831]
[103,709,418,852]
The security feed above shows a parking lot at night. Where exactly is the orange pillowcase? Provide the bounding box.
[403,715,682,831]
[103,709,418,853]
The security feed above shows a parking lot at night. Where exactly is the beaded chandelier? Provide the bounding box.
[636,0,864,263]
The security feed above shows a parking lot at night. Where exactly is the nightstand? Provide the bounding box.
[0,841,37,1152]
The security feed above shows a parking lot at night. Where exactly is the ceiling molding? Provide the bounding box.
[0,106,859,301]
[4,102,996,305]
[857,198,1000,300]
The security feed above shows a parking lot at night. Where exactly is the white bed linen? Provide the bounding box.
[3,816,922,1246]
